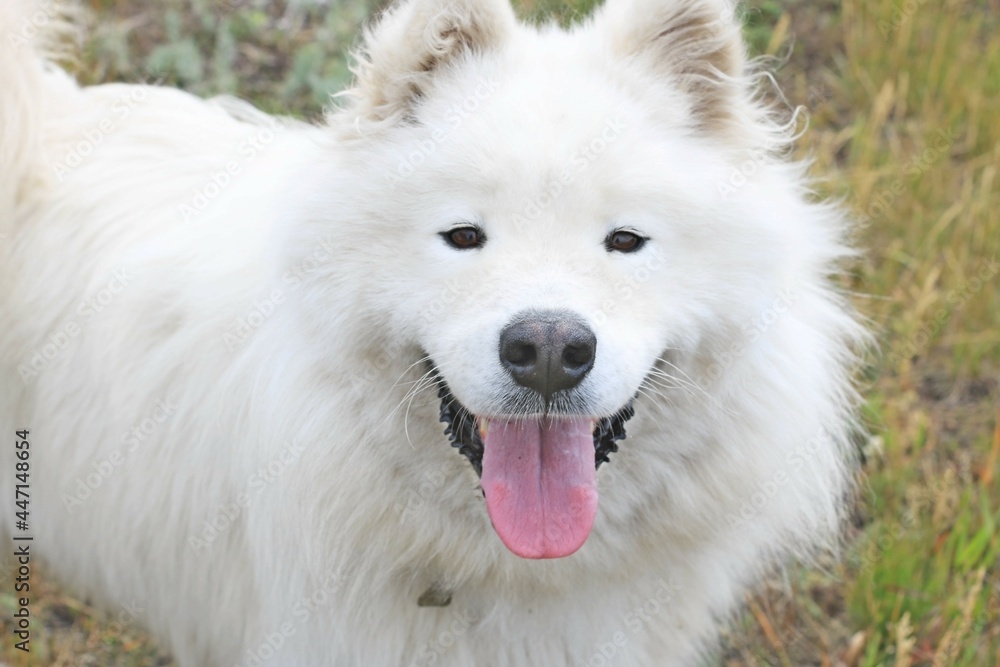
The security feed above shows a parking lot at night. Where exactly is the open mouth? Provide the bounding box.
[436,374,634,559]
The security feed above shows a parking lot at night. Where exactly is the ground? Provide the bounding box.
[0,0,998,665]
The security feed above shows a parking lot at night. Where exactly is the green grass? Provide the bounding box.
[1,0,998,665]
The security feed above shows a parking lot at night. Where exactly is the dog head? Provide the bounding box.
[294,0,840,560]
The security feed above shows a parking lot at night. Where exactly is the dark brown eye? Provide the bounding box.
[441,226,485,250]
[604,230,646,253]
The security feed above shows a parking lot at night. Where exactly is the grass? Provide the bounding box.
[1,0,998,665]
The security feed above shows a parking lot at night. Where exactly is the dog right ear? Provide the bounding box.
[596,0,751,140]
[348,0,515,124]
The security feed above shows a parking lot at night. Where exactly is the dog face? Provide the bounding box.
[298,0,805,559]
[394,105,680,424]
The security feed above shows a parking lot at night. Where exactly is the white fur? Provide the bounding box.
[0,0,865,665]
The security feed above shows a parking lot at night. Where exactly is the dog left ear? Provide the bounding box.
[349,0,515,124]
[598,0,749,137]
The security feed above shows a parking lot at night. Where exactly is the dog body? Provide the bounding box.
[0,1,863,665]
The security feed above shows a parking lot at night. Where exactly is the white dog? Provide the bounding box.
[0,0,865,664]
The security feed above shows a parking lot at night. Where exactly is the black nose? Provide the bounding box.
[499,310,596,400]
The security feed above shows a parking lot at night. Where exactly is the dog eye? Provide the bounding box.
[604,230,646,253]
[441,226,486,250]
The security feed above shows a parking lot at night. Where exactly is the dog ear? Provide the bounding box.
[599,0,749,135]
[350,0,515,123]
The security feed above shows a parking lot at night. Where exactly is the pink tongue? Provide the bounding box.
[481,417,598,559]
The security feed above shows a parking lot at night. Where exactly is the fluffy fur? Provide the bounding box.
[0,0,865,665]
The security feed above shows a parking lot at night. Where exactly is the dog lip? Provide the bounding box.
[431,365,634,476]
